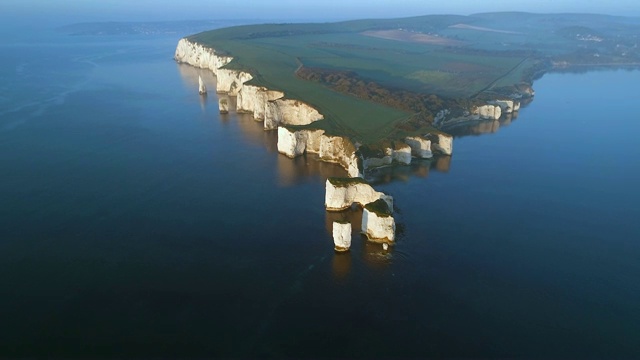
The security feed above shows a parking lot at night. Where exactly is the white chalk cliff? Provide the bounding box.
[215,68,253,96]
[236,84,284,121]
[277,127,362,178]
[325,178,393,212]
[176,38,356,174]
[277,127,323,158]
[471,104,502,120]
[265,99,324,130]
[431,133,453,156]
[176,39,323,130]
[488,99,521,114]
[175,38,232,75]
[405,136,433,158]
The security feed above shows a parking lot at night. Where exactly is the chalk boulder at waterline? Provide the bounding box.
[362,199,395,242]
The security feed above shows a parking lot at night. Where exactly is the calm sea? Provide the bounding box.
[1,27,639,357]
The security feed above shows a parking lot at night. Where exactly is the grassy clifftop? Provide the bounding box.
[188,12,640,143]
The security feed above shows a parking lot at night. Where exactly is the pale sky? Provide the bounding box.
[2,0,639,25]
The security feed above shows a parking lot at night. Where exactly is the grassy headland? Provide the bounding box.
[188,12,640,143]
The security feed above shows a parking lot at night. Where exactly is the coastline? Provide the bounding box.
[173,38,470,174]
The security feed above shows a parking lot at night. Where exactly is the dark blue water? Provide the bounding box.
[1,28,639,357]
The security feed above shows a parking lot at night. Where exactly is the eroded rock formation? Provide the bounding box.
[405,136,433,158]
[236,84,284,120]
[362,199,396,242]
[176,39,323,130]
[216,68,253,95]
[277,128,361,178]
[174,38,232,75]
[265,99,324,130]
[332,221,352,251]
[325,178,393,212]
[488,99,521,114]
[431,132,453,156]
[471,104,502,120]
[362,142,412,170]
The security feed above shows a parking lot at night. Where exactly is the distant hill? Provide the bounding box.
[57,20,250,36]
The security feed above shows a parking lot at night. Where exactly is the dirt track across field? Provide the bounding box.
[449,23,523,35]
[361,30,465,46]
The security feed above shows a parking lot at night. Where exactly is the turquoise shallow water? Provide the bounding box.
[0,29,639,357]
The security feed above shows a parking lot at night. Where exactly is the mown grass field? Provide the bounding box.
[189,13,640,143]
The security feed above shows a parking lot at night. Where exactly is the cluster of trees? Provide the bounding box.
[297,66,478,126]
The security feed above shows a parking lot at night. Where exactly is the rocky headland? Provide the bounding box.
[174,37,526,251]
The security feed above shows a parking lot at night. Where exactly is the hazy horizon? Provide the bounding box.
[2,0,640,29]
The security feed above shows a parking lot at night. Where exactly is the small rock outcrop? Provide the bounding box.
[218,97,229,114]
[363,154,392,169]
[405,136,433,158]
[471,104,502,120]
[391,142,412,165]
[362,199,395,242]
[333,221,352,252]
[431,132,453,156]
[362,142,412,170]
[488,99,520,114]
[325,178,393,211]
[198,75,207,95]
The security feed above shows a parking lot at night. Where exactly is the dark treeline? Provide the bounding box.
[296,66,481,127]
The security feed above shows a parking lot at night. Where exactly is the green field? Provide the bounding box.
[189,12,640,143]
